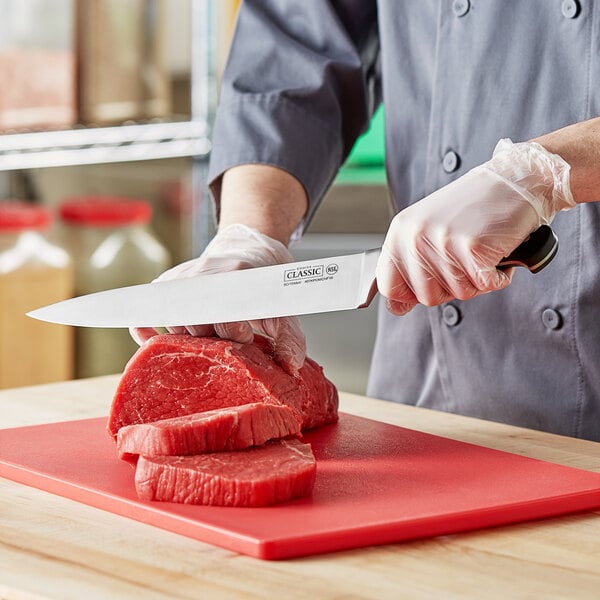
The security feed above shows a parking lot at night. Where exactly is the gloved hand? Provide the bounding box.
[130,223,307,375]
[376,139,575,315]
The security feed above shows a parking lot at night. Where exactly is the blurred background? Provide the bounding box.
[0,0,391,394]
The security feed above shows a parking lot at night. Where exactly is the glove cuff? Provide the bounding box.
[209,223,294,266]
[489,138,575,224]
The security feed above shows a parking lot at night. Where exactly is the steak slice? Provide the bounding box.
[135,438,316,506]
[107,334,338,438]
[116,403,301,459]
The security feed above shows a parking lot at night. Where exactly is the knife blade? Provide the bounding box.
[27,225,557,328]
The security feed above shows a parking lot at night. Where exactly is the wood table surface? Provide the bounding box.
[0,375,599,600]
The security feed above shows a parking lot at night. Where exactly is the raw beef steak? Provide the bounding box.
[107,334,338,438]
[135,438,317,506]
[116,402,301,459]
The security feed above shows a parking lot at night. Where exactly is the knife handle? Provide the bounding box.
[497,225,558,273]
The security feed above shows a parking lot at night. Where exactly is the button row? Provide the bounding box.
[453,0,580,18]
[442,305,564,330]
[446,2,580,173]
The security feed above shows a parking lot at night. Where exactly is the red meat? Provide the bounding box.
[135,438,317,506]
[116,402,301,459]
[107,334,338,438]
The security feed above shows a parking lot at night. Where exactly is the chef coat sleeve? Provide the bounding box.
[207,0,381,234]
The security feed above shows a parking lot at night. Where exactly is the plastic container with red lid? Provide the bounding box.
[58,195,170,378]
[0,200,53,231]
[58,196,152,227]
[0,200,73,388]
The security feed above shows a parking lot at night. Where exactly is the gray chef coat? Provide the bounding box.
[208,0,600,440]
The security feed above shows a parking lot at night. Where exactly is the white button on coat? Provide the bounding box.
[453,0,470,17]
[542,308,563,330]
[442,304,462,327]
[442,150,460,173]
[561,0,581,18]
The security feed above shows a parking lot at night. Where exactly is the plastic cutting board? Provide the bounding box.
[1,413,600,560]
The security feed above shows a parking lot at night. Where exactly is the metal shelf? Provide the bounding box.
[0,0,216,253]
[0,120,211,171]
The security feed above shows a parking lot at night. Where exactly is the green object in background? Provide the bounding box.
[336,105,386,185]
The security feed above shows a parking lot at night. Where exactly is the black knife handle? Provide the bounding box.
[497,225,558,273]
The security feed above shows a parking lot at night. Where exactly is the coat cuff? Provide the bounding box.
[207,93,344,236]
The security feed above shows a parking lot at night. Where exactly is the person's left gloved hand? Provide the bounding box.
[130,224,306,376]
[376,139,575,315]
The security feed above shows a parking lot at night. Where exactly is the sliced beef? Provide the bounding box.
[116,402,301,459]
[107,334,338,438]
[135,438,316,506]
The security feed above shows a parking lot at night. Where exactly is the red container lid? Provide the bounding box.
[0,201,52,232]
[59,196,152,227]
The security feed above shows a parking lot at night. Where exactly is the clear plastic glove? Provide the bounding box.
[130,224,307,375]
[376,139,575,315]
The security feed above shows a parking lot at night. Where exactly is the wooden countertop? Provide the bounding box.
[1,376,599,599]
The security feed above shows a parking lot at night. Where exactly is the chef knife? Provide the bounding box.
[27,225,557,328]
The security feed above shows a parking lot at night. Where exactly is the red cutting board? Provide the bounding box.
[1,413,600,560]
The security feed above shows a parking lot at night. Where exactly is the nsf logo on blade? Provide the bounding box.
[284,263,338,286]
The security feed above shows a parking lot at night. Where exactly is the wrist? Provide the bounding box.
[531,117,600,205]
[218,164,308,246]
[488,139,575,223]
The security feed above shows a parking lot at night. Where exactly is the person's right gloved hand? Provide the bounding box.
[376,139,575,314]
[130,224,307,375]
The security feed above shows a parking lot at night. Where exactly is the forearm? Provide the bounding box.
[533,117,600,205]
[217,164,308,247]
